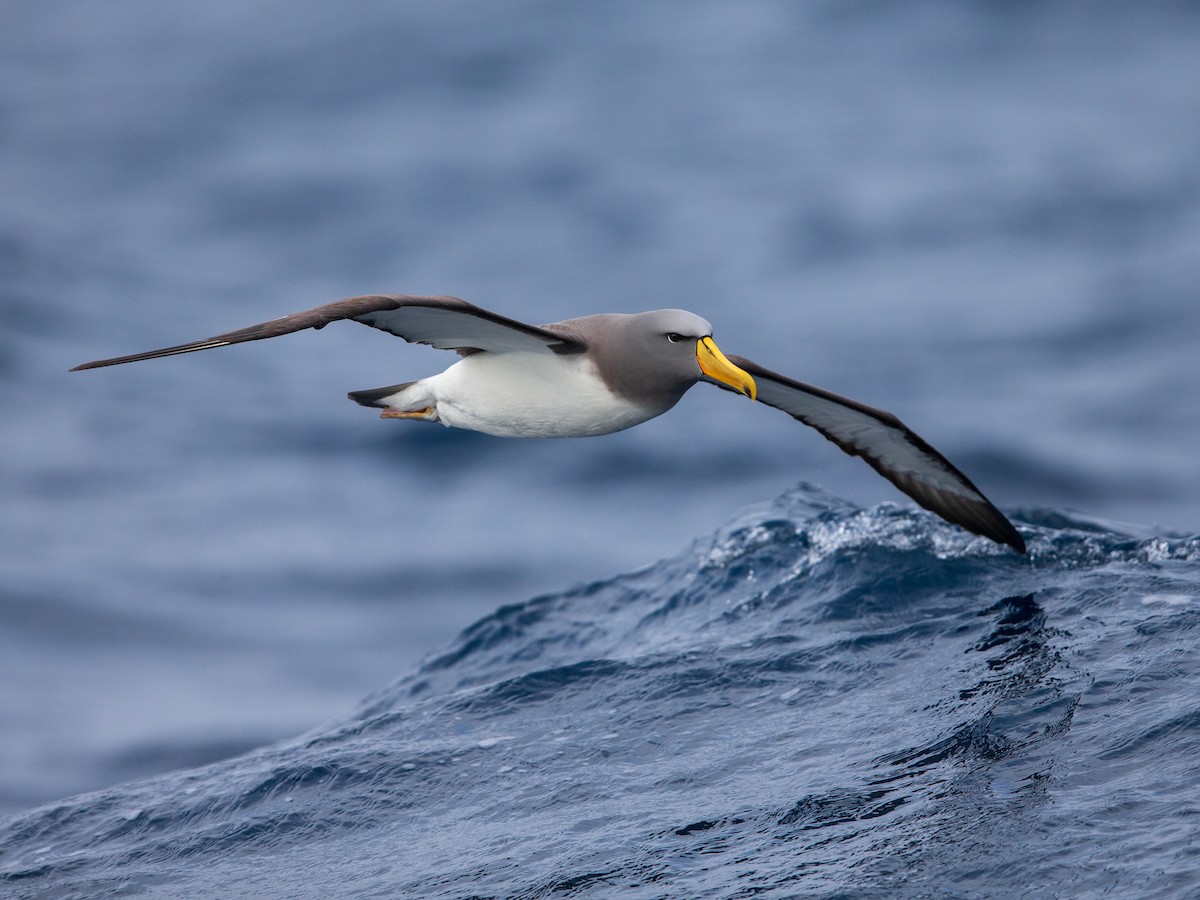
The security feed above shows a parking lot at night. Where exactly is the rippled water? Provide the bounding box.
[3,1,1200,894]
[3,490,1199,897]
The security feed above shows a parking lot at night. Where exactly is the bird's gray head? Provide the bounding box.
[581,309,756,411]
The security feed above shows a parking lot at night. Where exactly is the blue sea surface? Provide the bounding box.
[4,491,1200,896]
[3,1,1200,895]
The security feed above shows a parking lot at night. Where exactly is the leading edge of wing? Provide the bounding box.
[69,295,586,371]
[721,354,1025,553]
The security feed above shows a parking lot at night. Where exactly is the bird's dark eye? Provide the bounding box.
[665,332,685,343]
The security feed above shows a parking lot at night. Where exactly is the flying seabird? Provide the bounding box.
[71,294,1025,553]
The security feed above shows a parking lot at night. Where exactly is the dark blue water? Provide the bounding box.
[3,1,1200,894]
[3,490,1200,897]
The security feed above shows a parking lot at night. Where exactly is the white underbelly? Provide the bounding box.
[429,352,656,438]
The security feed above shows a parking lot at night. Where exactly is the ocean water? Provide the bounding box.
[3,490,1200,897]
[3,1,1200,895]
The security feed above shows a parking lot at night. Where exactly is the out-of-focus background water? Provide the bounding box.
[2,2,1199,894]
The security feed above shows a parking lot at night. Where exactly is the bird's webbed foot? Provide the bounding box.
[379,406,437,421]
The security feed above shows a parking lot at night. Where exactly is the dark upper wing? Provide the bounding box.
[70,294,586,371]
[714,355,1025,553]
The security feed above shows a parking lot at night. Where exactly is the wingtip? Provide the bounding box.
[987,510,1026,554]
[974,507,1026,554]
[981,514,1025,554]
[907,479,1026,555]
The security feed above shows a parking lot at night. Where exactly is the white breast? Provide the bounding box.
[428,352,657,438]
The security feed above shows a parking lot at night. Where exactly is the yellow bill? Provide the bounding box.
[696,337,756,401]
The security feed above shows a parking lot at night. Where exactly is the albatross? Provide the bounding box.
[71,294,1025,553]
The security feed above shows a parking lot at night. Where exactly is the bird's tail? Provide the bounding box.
[347,381,418,408]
